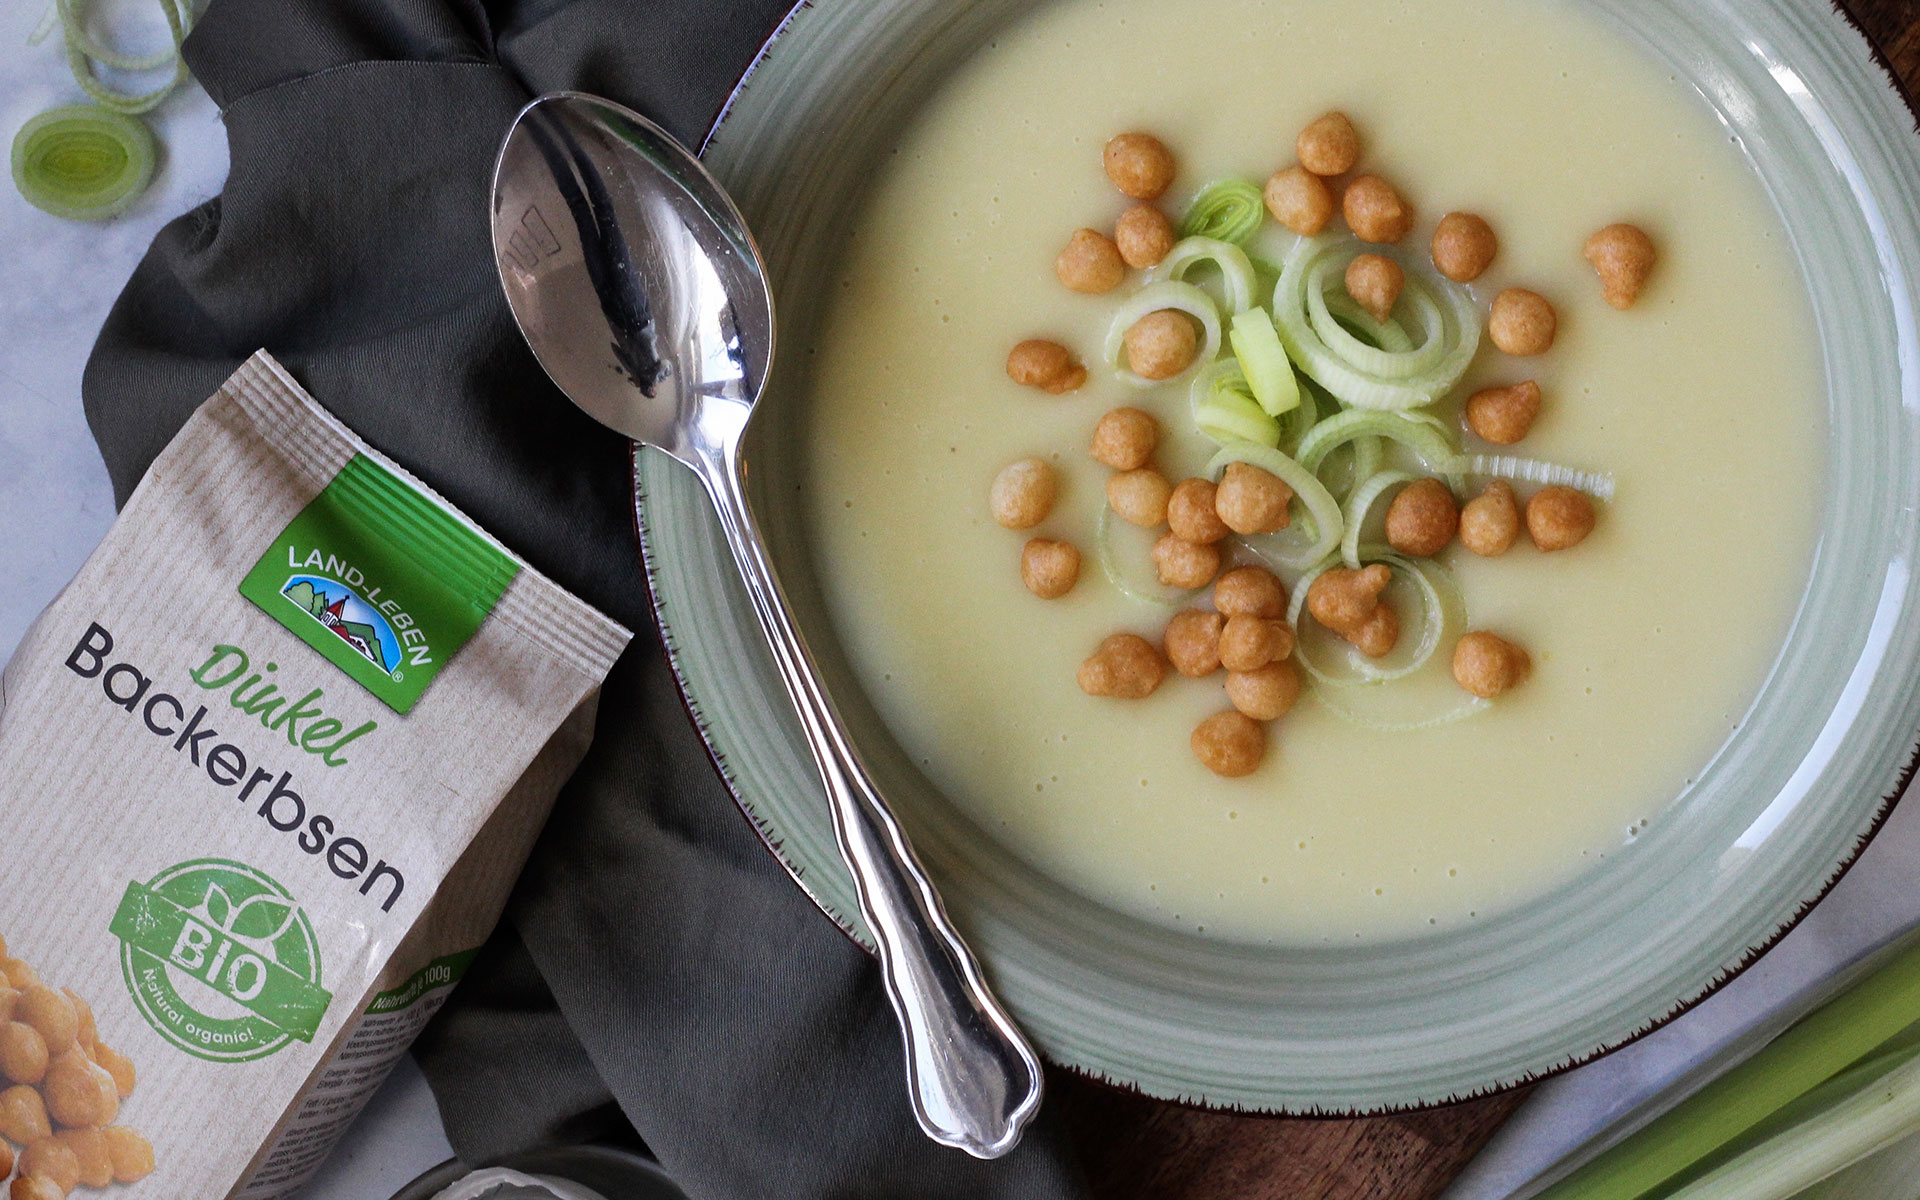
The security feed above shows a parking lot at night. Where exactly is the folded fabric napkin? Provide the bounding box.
[80,1,1084,1196]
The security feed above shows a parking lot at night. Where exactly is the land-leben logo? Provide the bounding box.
[277,552,434,678]
[236,455,511,715]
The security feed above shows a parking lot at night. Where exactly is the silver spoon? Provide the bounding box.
[489,92,1045,1159]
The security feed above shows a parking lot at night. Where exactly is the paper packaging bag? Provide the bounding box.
[0,352,631,1199]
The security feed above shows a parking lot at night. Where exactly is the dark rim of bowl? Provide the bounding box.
[633,0,1920,1119]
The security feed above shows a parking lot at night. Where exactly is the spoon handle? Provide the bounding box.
[692,436,1046,1160]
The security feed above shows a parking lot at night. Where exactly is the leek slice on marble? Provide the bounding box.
[1535,939,1920,1200]
[1178,178,1266,246]
[36,0,194,115]
[11,104,154,221]
[1664,1044,1920,1200]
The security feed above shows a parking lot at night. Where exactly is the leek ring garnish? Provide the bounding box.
[1190,360,1282,448]
[1287,551,1460,687]
[1179,178,1267,246]
[1206,444,1344,571]
[1458,453,1616,502]
[1273,235,1481,410]
[1148,236,1260,315]
[1339,470,1417,569]
[1103,280,1223,388]
[1296,409,1463,480]
[1095,507,1202,608]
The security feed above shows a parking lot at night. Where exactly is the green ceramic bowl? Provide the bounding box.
[636,0,1920,1113]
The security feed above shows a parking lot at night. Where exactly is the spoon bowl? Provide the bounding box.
[490,92,1044,1160]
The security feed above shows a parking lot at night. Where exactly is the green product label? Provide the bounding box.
[240,455,520,714]
[366,948,480,1014]
[111,858,334,1062]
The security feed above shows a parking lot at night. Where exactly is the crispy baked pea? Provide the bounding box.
[1106,468,1172,528]
[1307,564,1391,634]
[10,1176,61,1200]
[1,1021,49,1086]
[1489,288,1557,355]
[1167,478,1231,545]
[988,458,1056,530]
[1104,132,1176,201]
[1077,634,1166,699]
[16,987,76,1053]
[1219,615,1293,673]
[0,987,13,1023]
[1226,660,1303,722]
[1124,310,1200,380]
[1344,253,1403,322]
[1151,534,1221,590]
[19,1136,81,1194]
[1213,565,1288,619]
[1432,212,1497,282]
[42,1050,117,1129]
[1296,111,1360,177]
[1020,539,1081,600]
[103,1126,155,1183]
[1346,602,1400,658]
[1527,486,1597,551]
[1005,339,1086,394]
[1454,631,1531,698]
[1584,223,1657,310]
[1055,228,1127,294]
[0,1138,10,1180]
[1342,175,1414,244]
[1384,478,1459,558]
[1191,710,1266,778]
[1114,204,1175,269]
[1263,165,1333,236]
[0,1083,51,1145]
[1459,481,1521,557]
[88,1043,134,1100]
[57,1127,113,1188]
[1163,609,1225,678]
[1089,407,1159,471]
[1214,462,1292,535]
[1465,381,1542,445]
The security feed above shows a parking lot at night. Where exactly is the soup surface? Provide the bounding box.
[802,0,1824,942]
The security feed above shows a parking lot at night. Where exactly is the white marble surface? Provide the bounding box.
[0,4,454,1196]
[7,3,1920,1199]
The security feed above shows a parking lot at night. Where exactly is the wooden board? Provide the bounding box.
[1053,3,1920,1194]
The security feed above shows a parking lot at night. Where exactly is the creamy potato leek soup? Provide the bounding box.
[802,0,1824,942]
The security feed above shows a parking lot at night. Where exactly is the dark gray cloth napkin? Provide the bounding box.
[80,2,1087,1196]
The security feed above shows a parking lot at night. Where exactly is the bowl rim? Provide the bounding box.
[635,0,1920,1118]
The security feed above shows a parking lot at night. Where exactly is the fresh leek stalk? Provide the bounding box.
[1534,937,1920,1200]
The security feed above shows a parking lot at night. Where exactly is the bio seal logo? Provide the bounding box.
[238,455,518,715]
[110,859,333,1062]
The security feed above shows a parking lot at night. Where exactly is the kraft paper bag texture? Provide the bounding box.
[0,352,630,1198]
